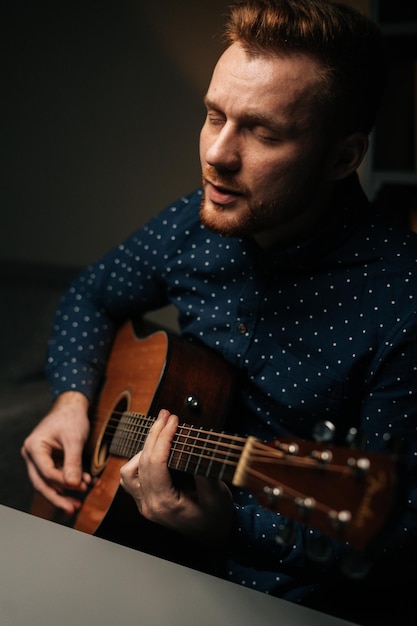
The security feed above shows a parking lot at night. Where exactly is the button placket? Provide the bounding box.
[228,275,263,362]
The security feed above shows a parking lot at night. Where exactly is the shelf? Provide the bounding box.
[363,2,417,217]
[368,171,417,197]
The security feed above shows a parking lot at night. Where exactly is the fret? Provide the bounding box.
[204,433,232,481]
[188,428,215,477]
[169,425,190,471]
[218,433,230,482]
[108,412,127,458]
[132,412,154,455]
[204,431,217,478]
[109,411,154,458]
[193,427,204,475]
[169,427,242,481]
[182,426,194,473]
[200,430,217,477]
[109,412,129,458]
[125,413,138,457]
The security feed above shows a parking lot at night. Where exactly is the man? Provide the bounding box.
[22,1,417,623]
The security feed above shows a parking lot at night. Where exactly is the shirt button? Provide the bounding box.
[237,323,248,334]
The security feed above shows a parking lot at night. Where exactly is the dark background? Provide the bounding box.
[2,0,228,269]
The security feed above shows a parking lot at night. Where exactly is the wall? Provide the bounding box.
[2,0,374,270]
[2,0,228,269]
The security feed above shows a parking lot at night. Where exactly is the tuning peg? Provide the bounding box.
[346,427,367,449]
[313,420,336,443]
[346,455,371,478]
[340,551,371,580]
[312,420,336,443]
[275,522,296,548]
[263,485,283,506]
[305,533,333,563]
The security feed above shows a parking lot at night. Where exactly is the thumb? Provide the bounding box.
[62,446,84,488]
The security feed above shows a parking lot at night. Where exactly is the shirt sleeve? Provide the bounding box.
[45,198,194,401]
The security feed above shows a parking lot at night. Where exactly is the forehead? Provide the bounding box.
[206,42,322,122]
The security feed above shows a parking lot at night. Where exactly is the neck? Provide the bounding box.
[253,184,335,250]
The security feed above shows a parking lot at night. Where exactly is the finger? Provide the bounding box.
[120,452,141,481]
[147,411,179,464]
[22,438,91,512]
[120,454,144,509]
[21,442,66,488]
[144,409,171,451]
[61,438,88,489]
[23,453,84,514]
[141,412,179,499]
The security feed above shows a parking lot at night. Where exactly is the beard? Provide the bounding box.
[199,165,326,241]
[200,192,281,238]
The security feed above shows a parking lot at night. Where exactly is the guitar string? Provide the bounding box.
[100,408,245,475]
[94,408,248,449]
[94,407,258,470]
[92,408,352,473]
[90,407,247,472]
[95,408,242,437]
[111,419,247,464]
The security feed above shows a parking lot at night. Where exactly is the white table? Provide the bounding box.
[0,504,356,626]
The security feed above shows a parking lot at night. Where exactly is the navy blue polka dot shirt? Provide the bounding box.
[47,174,417,603]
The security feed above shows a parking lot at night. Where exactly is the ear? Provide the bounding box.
[327,132,368,181]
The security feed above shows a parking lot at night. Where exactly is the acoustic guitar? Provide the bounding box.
[31,319,398,552]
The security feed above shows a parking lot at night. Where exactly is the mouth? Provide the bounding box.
[205,179,244,206]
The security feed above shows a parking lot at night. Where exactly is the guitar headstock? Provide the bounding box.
[232,435,398,551]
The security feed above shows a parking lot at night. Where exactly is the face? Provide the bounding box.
[199,42,336,247]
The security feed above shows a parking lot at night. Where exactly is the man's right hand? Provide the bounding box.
[21,391,92,514]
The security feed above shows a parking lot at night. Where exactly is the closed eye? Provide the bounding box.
[248,125,281,144]
[207,112,226,126]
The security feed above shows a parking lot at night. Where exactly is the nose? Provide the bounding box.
[203,123,241,173]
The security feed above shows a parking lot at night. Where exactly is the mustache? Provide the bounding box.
[202,166,248,196]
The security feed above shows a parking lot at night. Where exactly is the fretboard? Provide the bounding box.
[109,411,246,483]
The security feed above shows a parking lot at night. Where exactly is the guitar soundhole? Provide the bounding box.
[93,395,129,475]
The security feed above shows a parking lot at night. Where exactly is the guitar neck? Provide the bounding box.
[98,409,398,552]
[109,411,245,484]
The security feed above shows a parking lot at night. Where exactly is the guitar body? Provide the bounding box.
[32,320,235,542]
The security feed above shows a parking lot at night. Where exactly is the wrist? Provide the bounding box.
[52,390,90,414]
